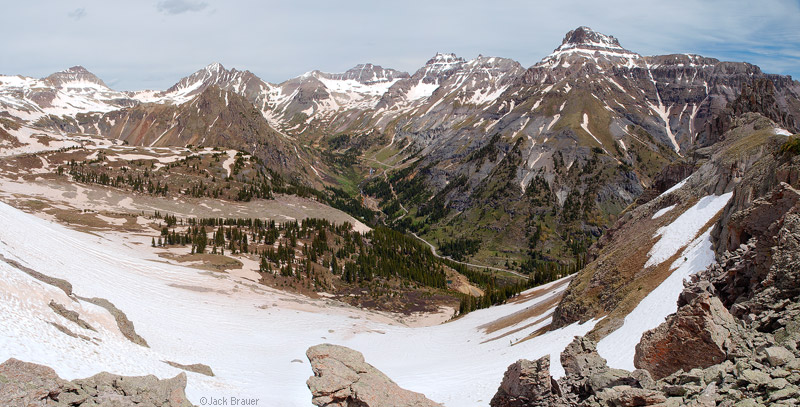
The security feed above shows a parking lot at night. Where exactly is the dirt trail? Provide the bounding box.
[410,232,528,278]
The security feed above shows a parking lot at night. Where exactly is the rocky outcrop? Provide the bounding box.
[164,360,215,377]
[627,176,800,404]
[559,337,647,403]
[496,123,800,406]
[0,358,192,407]
[306,344,440,407]
[707,182,800,329]
[704,78,799,146]
[493,332,800,406]
[490,356,564,407]
[634,292,745,379]
[48,300,96,332]
[78,296,149,347]
[719,182,800,253]
[634,161,696,205]
[491,337,657,407]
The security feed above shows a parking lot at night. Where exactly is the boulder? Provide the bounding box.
[634,293,744,379]
[561,336,608,377]
[490,356,566,407]
[765,346,796,367]
[559,336,643,401]
[306,344,440,407]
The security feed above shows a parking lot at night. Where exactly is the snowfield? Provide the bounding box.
[0,200,595,406]
[597,192,733,370]
[645,193,732,268]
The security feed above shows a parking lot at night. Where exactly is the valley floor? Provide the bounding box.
[0,197,596,406]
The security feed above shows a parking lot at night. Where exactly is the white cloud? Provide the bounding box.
[156,0,208,15]
[68,7,86,20]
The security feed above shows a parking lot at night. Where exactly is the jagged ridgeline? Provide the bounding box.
[2,26,799,276]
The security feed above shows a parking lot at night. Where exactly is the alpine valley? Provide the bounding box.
[1,26,800,407]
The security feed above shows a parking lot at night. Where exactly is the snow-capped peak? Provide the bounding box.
[536,26,642,69]
[0,66,135,119]
[426,52,465,67]
[161,63,233,99]
[205,62,225,74]
[59,66,95,75]
[323,63,409,85]
[130,62,272,107]
[415,53,465,80]
[558,26,625,52]
[44,66,109,89]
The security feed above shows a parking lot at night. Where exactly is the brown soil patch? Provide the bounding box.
[50,209,111,231]
[507,277,572,304]
[445,267,484,296]
[481,313,553,344]
[164,361,214,377]
[479,288,565,335]
[160,253,243,272]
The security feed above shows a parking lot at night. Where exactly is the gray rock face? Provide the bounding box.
[306,344,440,407]
[705,77,800,146]
[705,181,800,331]
[594,385,667,406]
[0,358,192,407]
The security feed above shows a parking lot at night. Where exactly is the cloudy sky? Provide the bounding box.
[3,0,799,90]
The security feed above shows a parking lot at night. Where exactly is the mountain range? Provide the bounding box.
[3,25,800,407]
[2,26,799,268]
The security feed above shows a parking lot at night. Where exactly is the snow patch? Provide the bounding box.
[406,81,440,101]
[646,193,732,268]
[658,177,688,198]
[221,150,237,178]
[581,113,603,147]
[651,204,676,220]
